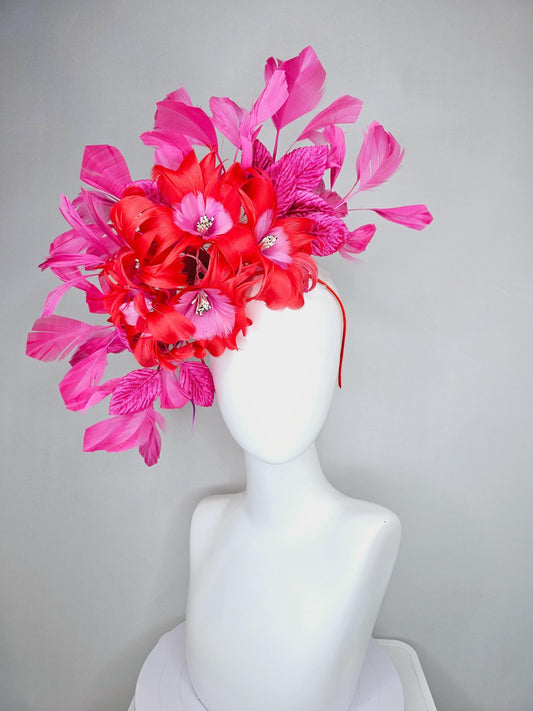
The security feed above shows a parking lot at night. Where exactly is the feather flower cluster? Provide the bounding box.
[27,47,432,466]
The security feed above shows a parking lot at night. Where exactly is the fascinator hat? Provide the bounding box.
[27,47,432,465]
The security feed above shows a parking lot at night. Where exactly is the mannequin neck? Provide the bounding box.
[243,444,338,530]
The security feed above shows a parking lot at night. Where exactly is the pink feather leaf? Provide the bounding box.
[355,122,404,192]
[26,316,108,362]
[297,95,363,141]
[178,361,214,407]
[109,369,162,415]
[80,145,132,198]
[266,46,326,130]
[252,140,274,171]
[268,145,328,214]
[369,204,433,230]
[308,212,350,256]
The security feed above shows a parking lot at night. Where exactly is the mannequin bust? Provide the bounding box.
[185,280,401,711]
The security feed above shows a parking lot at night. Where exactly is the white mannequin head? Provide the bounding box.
[211,279,343,464]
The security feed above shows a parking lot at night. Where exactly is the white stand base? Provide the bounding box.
[132,622,437,711]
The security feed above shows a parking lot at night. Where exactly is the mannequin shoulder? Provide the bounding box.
[337,496,401,543]
[189,492,244,557]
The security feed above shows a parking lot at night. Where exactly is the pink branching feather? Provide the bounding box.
[159,369,190,409]
[339,224,377,261]
[26,316,109,362]
[150,100,218,152]
[209,96,248,147]
[297,95,363,142]
[355,122,404,193]
[80,145,132,198]
[83,407,166,466]
[265,46,326,131]
[59,347,110,410]
[369,204,434,230]
[109,369,162,416]
[64,378,120,413]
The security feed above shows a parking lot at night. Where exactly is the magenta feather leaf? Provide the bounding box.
[178,361,214,407]
[109,368,162,415]
[308,213,350,256]
[355,122,404,192]
[252,140,273,171]
[268,145,328,214]
[369,204,434,230]
[26,316,107,362]
[160,369,190,409]
[297,95,363,142]
[80,145,132,198]
[83,407,166,466]
[339,224,377,261]
[266,46,326,130]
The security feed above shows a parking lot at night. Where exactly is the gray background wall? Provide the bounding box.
[1,1,532,709]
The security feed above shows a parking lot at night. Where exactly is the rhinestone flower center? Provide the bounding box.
[196,215,214,235]
[194,291,211,316]
[259,233,278,250]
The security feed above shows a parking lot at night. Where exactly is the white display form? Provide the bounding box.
[130,622,437,711]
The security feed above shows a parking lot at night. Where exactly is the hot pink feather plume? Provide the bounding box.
[80,145,132,198]
[355,122,404,192]
[265,46,326,130]
[83,407,166,466]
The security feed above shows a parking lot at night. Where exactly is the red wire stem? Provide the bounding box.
[317,278,346,388]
